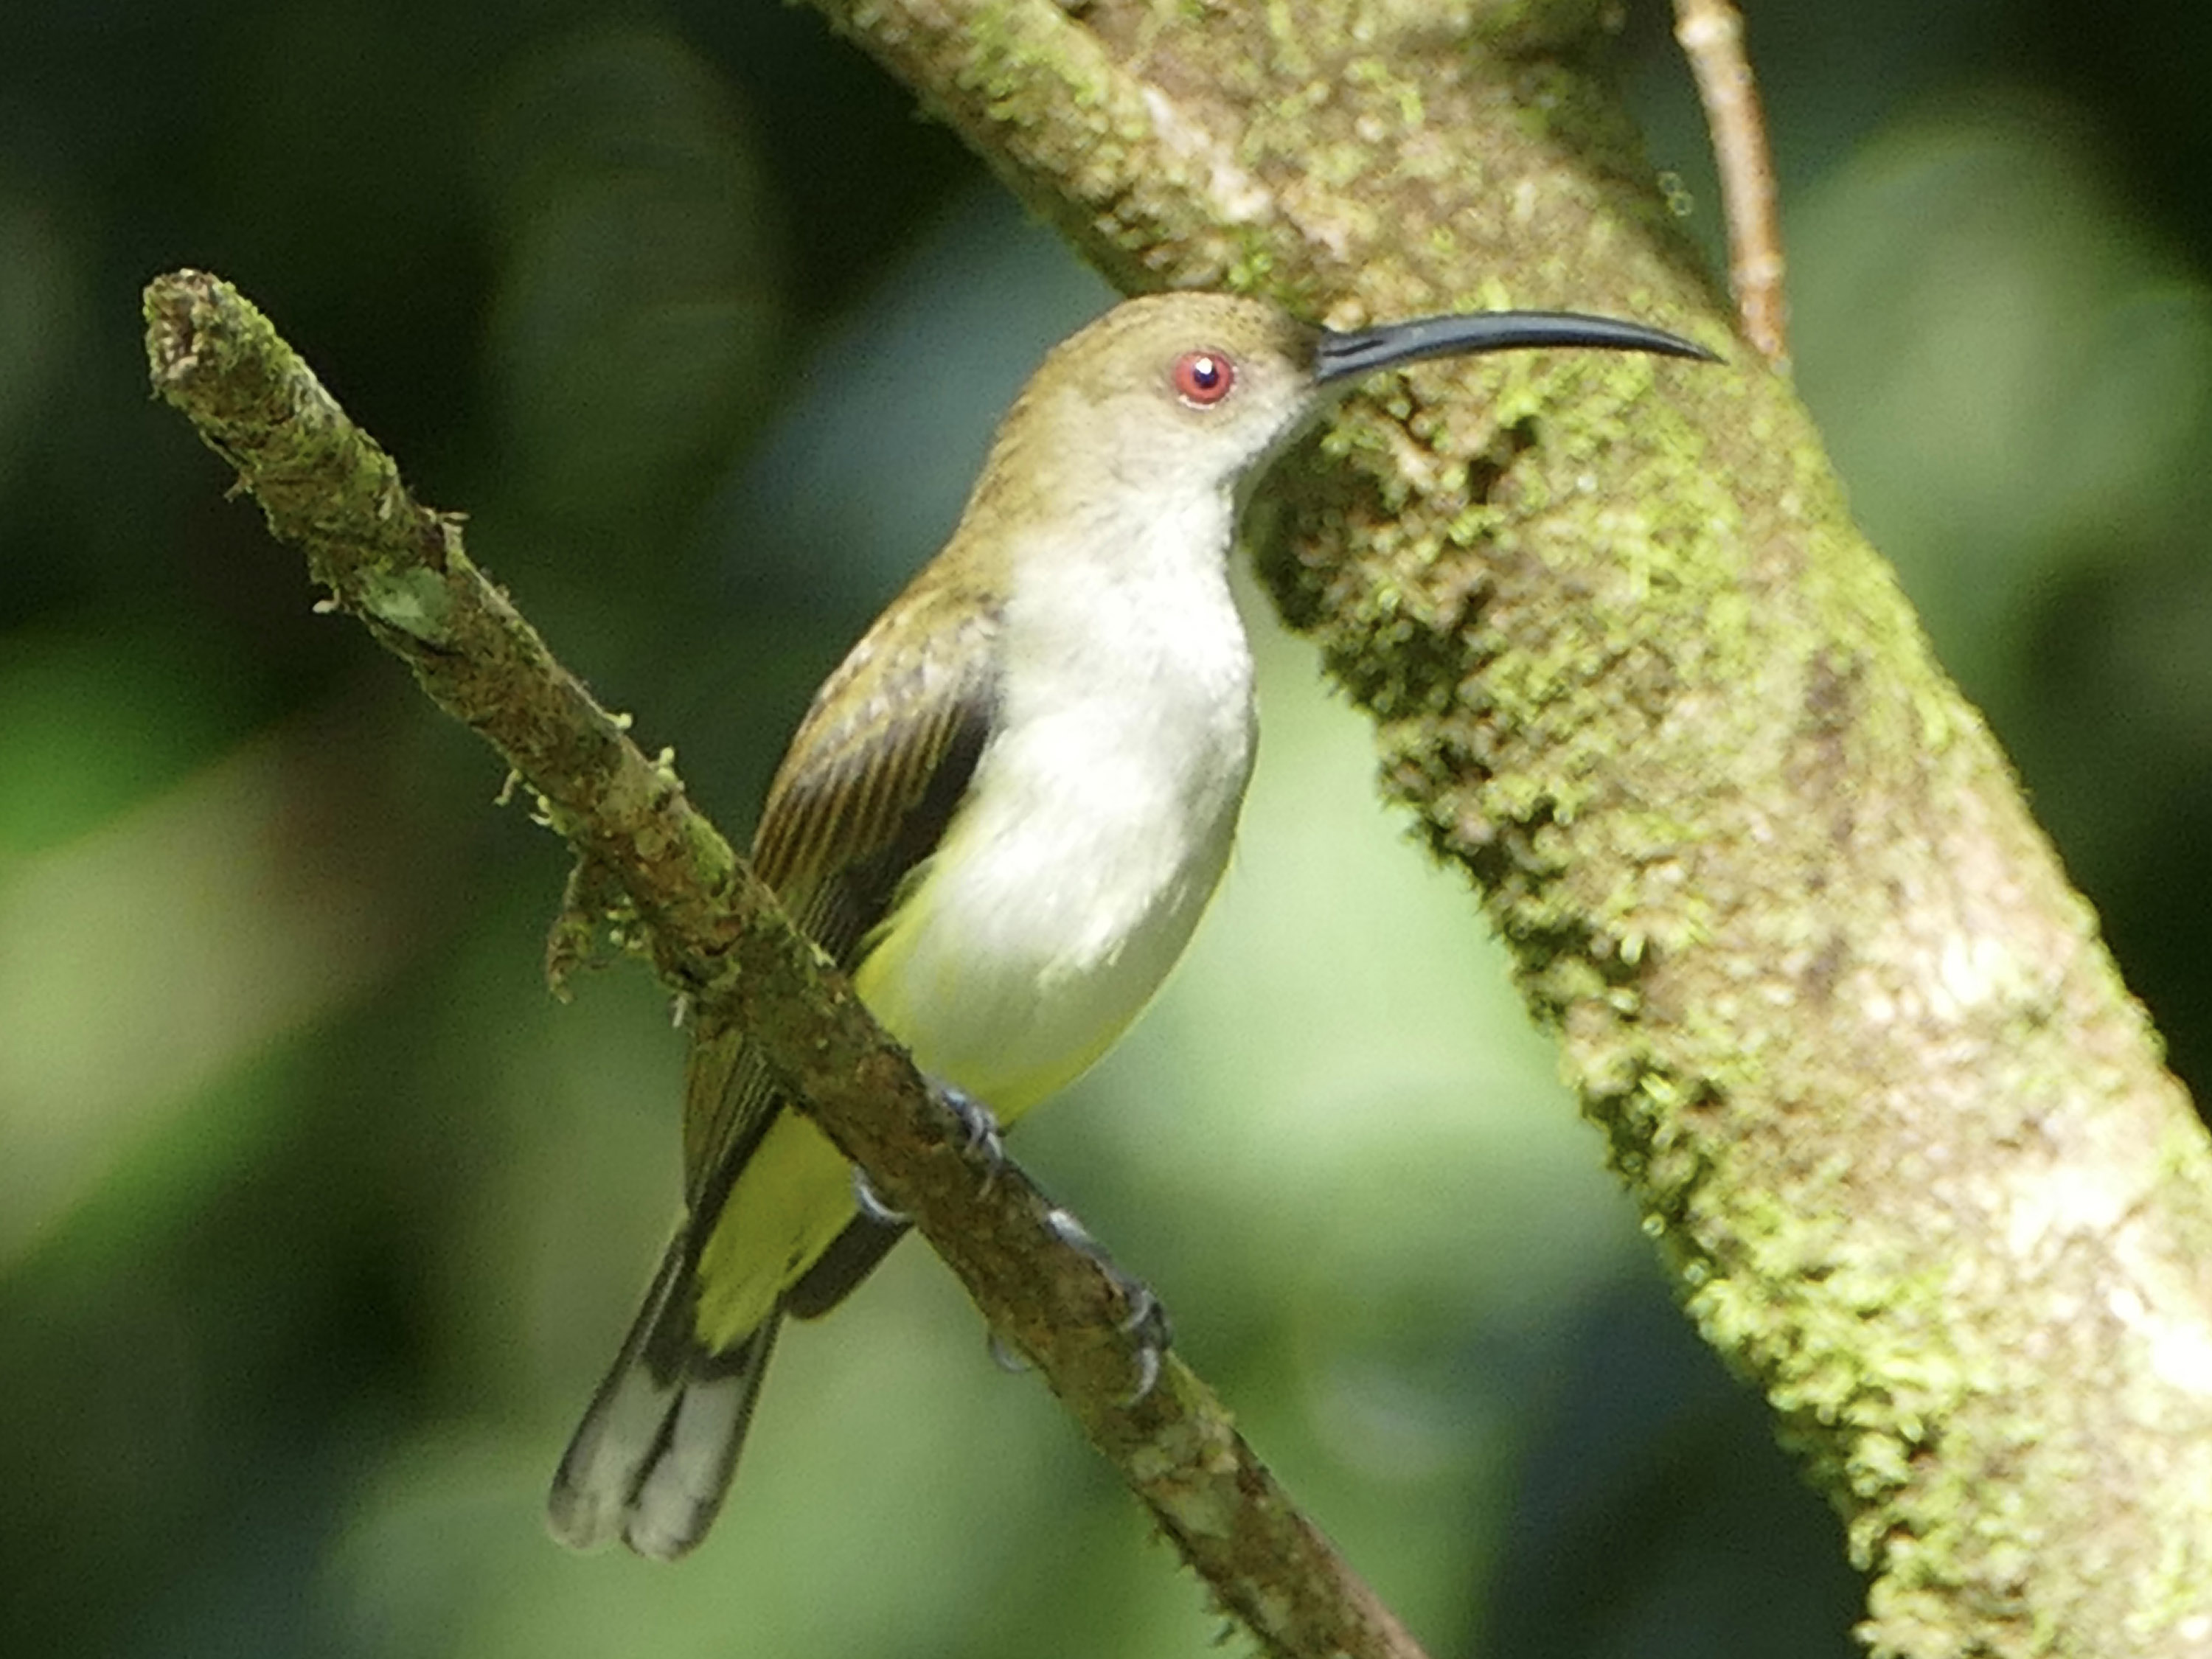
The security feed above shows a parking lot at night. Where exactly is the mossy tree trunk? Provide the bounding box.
[799,0,2212,1652]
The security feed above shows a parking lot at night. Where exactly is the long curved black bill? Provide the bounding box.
[1315,310,1719,384]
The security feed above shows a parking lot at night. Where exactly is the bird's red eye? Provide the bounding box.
[1172,349,1235,406]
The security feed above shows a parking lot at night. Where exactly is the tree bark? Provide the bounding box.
[797,0,2212,1652]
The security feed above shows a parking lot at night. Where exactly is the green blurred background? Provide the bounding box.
[2,2,2207,1654]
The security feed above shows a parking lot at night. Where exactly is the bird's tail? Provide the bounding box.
[546,1227,782,1561]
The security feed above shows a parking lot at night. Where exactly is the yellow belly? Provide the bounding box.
[688,926,1147,1351]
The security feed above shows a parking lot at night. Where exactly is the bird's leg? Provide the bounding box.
[936,1081,1005,1189]
[986,1331,1034,1375]
[984,1211,1172,1401]
[849,1164,908,1225]
[847,1075,1167,1402]
[849,1079,1006,1224]
[1042,1206,1173,1405]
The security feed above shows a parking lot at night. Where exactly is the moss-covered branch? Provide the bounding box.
[794,0,2212,1652]
[142,269,1427,1659]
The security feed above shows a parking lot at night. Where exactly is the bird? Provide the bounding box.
[546,288,1713,1560]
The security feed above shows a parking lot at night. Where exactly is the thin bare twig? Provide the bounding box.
[1674,0,1788,364]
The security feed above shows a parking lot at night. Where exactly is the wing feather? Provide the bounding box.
[679,579,1000,1206]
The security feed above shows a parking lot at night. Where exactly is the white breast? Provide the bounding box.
[851,489,1258,1118]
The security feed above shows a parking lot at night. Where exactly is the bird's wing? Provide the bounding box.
[679,580,1001,1208]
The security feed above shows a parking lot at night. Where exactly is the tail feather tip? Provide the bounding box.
[546,1316,779,1562]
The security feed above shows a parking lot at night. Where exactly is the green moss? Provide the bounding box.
[782,8,2212,1636]
[352,562,454,642]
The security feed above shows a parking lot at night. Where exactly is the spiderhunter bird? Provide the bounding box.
[547,288,1713,1559]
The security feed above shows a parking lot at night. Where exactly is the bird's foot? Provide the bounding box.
[847,1082,1004,1223]
[985,1332,1034,1374]
[1044,1206,1173,1405]
[850,1165,908,1226]
[936,1082,1005,1189]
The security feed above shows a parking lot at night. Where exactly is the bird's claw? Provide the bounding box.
[850,1165,908,1226]
[848,1083,1002,1225]
[985,1331,1034,1374]
[1043,1207,1172,1405]
[937,1083,1005,1190]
